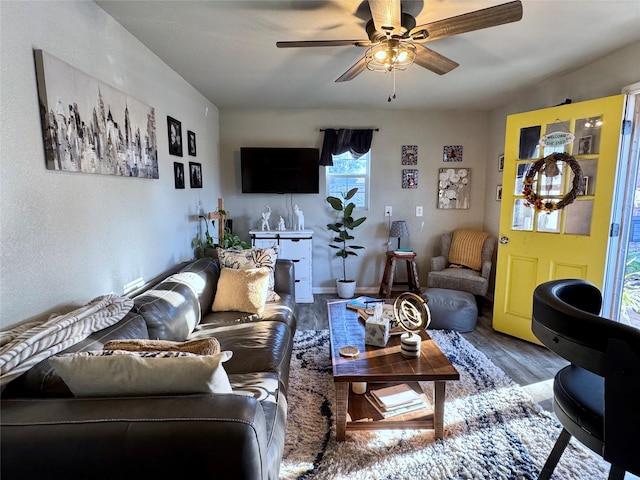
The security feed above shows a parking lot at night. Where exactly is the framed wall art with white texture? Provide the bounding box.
[34,49,158,178]
[438,168,471,209]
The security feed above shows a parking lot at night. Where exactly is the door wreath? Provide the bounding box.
[522,152,584,213]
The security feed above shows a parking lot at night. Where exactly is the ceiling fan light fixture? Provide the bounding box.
[365,39,416,73]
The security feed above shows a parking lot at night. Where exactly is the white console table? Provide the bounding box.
[249,229,314,304]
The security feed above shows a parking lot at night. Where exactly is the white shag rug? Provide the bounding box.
[280,329,610,480]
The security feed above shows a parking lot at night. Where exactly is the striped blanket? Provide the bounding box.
[0,294,133,386]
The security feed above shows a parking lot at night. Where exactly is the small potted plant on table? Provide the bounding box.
[326,187,367,299]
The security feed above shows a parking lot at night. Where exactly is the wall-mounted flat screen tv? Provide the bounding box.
[241,147,320,194]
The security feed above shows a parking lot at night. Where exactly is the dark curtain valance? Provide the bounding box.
[319,128,375,166]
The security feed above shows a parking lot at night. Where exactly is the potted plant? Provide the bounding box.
[326,187,367,298]
[196,209,249,258]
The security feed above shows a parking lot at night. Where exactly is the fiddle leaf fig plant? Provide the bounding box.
[326,187,367,282]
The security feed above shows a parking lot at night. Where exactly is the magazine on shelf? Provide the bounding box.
[370,383,423,410]
[365,389,432,419]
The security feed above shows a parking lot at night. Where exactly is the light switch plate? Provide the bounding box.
[384,206,392,216]
[416,206,423,217]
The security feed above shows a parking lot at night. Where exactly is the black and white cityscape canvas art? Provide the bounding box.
[34,49,159,178]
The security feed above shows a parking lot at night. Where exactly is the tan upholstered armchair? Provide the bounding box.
[427,229,497,312]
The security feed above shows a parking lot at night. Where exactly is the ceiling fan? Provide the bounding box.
[277,0,523,83]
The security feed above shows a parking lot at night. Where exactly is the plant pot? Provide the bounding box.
[336,279,356,299]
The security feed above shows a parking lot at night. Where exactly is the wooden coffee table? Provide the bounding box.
[328,299,460,441]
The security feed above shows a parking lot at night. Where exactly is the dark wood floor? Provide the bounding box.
[297,294,568,412]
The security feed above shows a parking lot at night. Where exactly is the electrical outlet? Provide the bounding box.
[416,206,423,217]
[384,206,392,217]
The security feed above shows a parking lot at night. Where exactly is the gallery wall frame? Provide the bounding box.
[498,154,505,172]
[188,130,197,156]
[33,49,158,178]
[401,145,417,165]
[443,145,463,162]
[496,185,503,201]
[174,162,185,189]
[578,135,592,155]
[167,116,183,157]
[189,162,202,188]
[402,169,418,188]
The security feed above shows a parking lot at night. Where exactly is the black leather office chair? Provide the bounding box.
[532,279,640,480]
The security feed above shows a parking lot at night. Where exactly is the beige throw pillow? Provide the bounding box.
[217,247,280,302]
[212,267,270,315]
[49,350,233,397]
[448,228,490,271]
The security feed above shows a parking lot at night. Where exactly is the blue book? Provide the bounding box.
[346,296,383,311]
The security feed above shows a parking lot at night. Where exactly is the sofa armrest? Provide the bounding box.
[1,394,269,480]
[274,259,295,295]
[430,255,447,272]
[481,260,492,279]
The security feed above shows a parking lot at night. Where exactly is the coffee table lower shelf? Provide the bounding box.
[335,380,446,441]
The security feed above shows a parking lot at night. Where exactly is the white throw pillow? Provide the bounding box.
[50,350,233,397]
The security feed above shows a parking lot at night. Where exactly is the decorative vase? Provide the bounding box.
[336,279,356,299]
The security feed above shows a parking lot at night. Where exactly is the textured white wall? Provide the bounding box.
[219,108,490,292]
[0,1,221,327]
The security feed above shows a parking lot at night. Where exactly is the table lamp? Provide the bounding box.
[389,220,409,250]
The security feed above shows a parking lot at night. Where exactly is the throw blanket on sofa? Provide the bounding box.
[0,294,133,386]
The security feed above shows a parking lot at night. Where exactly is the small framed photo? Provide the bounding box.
[401,145,418,165]
[496,185,503,201]
[578,135,592,155]
[167,116,183,157]
[173,162,185,189]
[402,169,418,189]
[189,162,202,188]
[188,130,196,156]
[498,154,504,172]
[581,176,590,195]
[443,145,463,162]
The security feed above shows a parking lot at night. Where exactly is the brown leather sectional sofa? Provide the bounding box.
[1,257,297,480]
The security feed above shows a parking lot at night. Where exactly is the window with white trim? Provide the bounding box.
[326,150,370,209]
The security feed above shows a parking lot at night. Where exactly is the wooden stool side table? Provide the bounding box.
[378,251,421,298]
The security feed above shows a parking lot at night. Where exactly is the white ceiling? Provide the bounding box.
[95,0,640,111]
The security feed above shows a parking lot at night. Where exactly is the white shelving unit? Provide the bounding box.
[249,229,313,304]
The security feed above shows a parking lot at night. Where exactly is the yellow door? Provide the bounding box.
[493,95,626,343]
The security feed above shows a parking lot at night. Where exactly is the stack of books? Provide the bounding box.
[365,384,432,419]
[393,248,415,256]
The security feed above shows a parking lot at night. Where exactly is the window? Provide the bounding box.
[326,150,370,209]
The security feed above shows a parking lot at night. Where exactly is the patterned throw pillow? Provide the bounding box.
[49,349,233,397]
[217,247,281,302]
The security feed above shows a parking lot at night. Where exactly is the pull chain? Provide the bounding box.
[388,69,397,103]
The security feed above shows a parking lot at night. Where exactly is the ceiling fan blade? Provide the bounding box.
[335,56,368,82]
[368,0,401,35]
[413,44,459,75]
[277,40,372,48]
[411,0,523,42]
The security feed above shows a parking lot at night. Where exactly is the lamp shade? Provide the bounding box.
[389,220,409,238]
